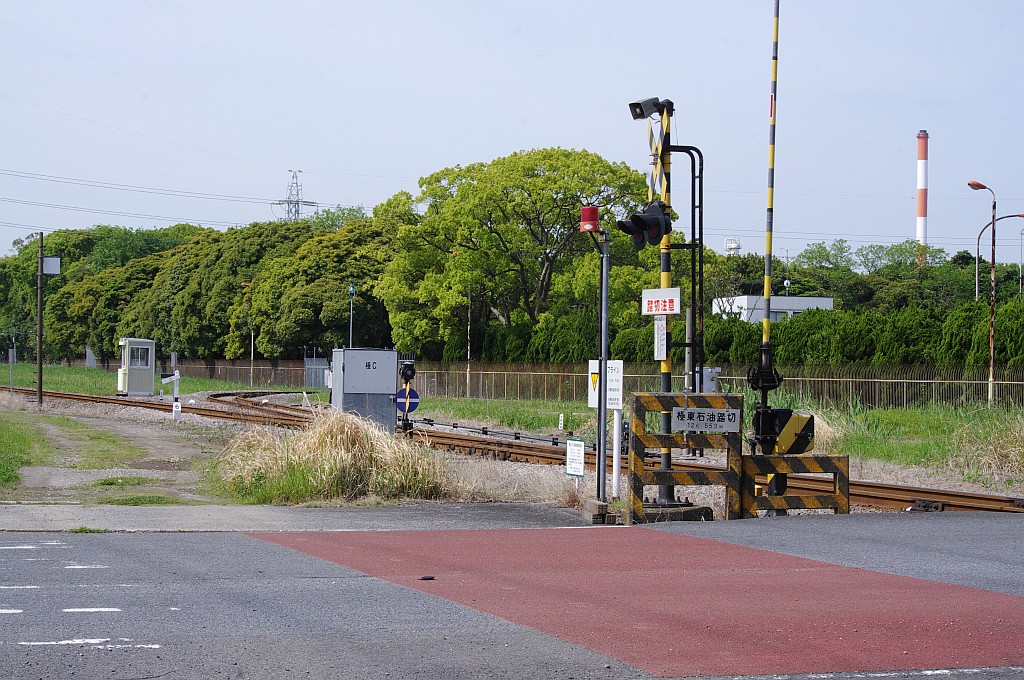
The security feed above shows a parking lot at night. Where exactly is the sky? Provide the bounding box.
[2,1,1023,267]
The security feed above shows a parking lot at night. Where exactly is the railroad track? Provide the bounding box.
[5,387,312,428]
[6,388,1022,513]
[413,427,1024,513]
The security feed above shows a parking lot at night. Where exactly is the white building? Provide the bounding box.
[712,295,833,323]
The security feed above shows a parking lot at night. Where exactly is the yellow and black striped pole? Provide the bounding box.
[651,104,675,504]
[748,0,785,459]
[763,0,779,350]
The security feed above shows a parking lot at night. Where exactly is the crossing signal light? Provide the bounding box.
[616,201,671,251]
[399,361,417,383]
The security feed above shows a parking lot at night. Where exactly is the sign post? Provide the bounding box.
[160,370,181,422]
[588,359,624,497]
[565,438,585,478]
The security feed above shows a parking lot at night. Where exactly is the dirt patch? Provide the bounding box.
[1,398,238,505]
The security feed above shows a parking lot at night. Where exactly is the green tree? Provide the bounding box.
[239,214,394,359]
[377,148,646,357]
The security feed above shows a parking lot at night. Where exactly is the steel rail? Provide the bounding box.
[415,428,1024,513]
[5,387,311,428]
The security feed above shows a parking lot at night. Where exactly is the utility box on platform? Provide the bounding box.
[330,348,398,431]
[116,337,155,396]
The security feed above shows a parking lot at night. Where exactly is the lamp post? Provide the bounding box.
[968,181,996,405]
[348,283,355,347]
[975,214,1024,301]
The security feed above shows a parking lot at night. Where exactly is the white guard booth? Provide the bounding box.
[330,348,398,431]
[116,338,156,396]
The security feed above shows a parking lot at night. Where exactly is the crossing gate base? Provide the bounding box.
[741,453,850,519]
[625,393,850,523]
[627,393,743,524]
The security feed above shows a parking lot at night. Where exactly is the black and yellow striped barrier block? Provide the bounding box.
[627,393,743,523]
[740,453,850,519]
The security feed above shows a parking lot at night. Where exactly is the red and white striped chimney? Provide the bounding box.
[916,130,928,246]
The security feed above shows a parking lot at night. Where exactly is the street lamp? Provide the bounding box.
[968,180,997,405]
[975,214,1024,300]
[348,283,355,347]
[1020,228,1024,297]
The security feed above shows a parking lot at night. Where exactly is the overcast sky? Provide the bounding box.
[2,1,1022,266]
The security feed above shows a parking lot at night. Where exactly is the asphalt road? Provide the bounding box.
[1,508,1021,680]
[0,531,641,680]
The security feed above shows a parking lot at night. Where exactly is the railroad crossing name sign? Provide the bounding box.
[396,387,419,413]
[671,406,742,433]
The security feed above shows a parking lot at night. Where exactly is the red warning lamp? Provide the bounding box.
[579,206,599,233]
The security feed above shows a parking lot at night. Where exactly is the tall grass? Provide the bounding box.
[215,410,450,504]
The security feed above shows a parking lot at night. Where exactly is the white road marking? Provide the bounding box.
[62,608,122,613]
[18,639,162,651]
[19,638,111,646]
[0,585,41,589]
[0,609,24,614]
[0,545,39,550]
[63,564,109,569]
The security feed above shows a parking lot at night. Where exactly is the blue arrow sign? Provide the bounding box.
[396,387,419,413]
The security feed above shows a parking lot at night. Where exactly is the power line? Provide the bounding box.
[0,166,368,214]
[0,168,275,204]
[0,197,242,228]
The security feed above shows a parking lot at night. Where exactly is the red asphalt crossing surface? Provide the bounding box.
[252,526,1024,678]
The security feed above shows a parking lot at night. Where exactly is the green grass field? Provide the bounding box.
[3,362,262,396]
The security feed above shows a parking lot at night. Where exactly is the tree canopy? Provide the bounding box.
[0,149,1019,370]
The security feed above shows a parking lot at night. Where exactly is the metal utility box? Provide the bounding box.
[116,338,156,396]
[330,348,398,431]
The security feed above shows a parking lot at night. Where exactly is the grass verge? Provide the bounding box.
[0,415,55,487]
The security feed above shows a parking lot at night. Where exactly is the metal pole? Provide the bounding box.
[654,106,674,505]
[249,330,254,387]
[976,223,989,301]
[989,192,997,406]
[348,283,355,347]
[596,229,610,503]
[36,232,43,407]
[466,286,471,398]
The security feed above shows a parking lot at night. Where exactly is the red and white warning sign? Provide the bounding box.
[641,287,680,315]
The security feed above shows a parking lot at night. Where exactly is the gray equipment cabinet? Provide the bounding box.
[330,348,398,431]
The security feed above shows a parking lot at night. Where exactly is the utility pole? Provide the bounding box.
[36,232,43,407]
[275,170,317,221]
